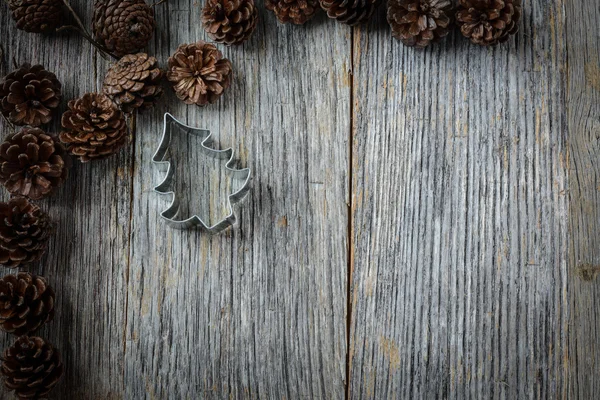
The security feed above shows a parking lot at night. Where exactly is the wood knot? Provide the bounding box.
[576,263,600,281]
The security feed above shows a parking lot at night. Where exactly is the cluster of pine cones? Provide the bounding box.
[7,0,522,48]
[0,197,64,399]
[203,0,522,47]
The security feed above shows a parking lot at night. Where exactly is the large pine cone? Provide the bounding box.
[60,93,128,162]
[0,128,71,200]
[103,53,164,113]
[93,0,156,57]
[0,64,62,127]
[320,0,380,25]
[387,0,453,47]
[1,336,63,399]
[7,0,62,33]
[266,0,320,24]
[0,197,52,269]
[202,0,258,45]
[0,273,55,336]
[167,42,233,106]
[456,0,521,46]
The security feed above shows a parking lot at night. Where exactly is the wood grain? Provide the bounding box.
[565,1,600,399]
[1,0,600,398]
[348,2,570,398]
[0,2,130,399]
[123,1,349,398]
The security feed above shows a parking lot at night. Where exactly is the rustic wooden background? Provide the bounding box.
[0,0,599,398]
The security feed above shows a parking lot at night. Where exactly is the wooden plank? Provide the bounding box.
[348,3,570,398]
[124,1,350,398]
[565,1,600,398]
[0,2,130,398]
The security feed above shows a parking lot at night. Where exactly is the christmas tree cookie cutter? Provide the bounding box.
[152,113,251,232]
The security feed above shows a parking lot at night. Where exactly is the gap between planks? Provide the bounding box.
[345,24,356,400]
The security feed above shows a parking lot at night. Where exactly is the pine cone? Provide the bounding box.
[0,64,62,127]
[93,0,156,57]
[0,197,52,269]
[1,336,63,399]
[0,128,71,200]
[60,93,128,162]
[456,0,522,46]
[103,53,164,113]
[202,0,258,45]
[0,273,55,336]
[320,0,380,25]
[387,0,453,47]
[7,0,62,33]
[167,42,233,106]
[265,0,319,24]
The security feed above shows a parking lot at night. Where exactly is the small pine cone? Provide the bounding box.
[456,0,522,46]
[60,93,128,162]
[1,336,63,399]
[7,0,62,33]
[320,0,380,25]
[103,53,164,113]
[202,0,258,45]
[387,0,453,47]
[0,197,52,269]
[265,0,319,24]
[93,0,156,57]
[0,273,55,335]
[0,128,71,200]
[167,42,233,106]
[0,63,62,127]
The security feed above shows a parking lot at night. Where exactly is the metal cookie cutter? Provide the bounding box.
[152,113,251,232]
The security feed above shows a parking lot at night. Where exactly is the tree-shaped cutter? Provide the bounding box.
[152,113,251,232]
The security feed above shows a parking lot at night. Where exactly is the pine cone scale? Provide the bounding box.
[103,53,164,113]
[0,129,70,200]
[8,0,62,33]
[322,0,380,25]
[456,0,521,45]
[93,0,156,57]
[202,0,258,45]
[388,0,454,47]
[167,42,232,106]
[1,64,62,127]
[1,336,63,398]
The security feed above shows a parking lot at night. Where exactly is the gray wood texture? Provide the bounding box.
[0,0,598,398]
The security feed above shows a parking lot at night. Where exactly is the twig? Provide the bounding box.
[12,57,18,69]
[60,0,119,60]
[61,0,89,36]
[0,114,15,133]
[56,25,116,61]
[151,0,167,6]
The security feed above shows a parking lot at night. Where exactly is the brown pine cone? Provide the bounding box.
[202,0,258,45]
[103,53,164,113]
[60,93,128,162]
[0,64,62,127]
[0,273,55,336]
[167,42,233,106]
[1,336,63,399]
[0,197,53,269]
[7,0,62,33]
[387,0,453,47]
[456,0,522,46]
[93,0,156,57]
[265,0,319,24]
[0,128,71,200]
[320,0,380,25]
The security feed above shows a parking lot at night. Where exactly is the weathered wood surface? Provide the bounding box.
[0,0,599,398]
